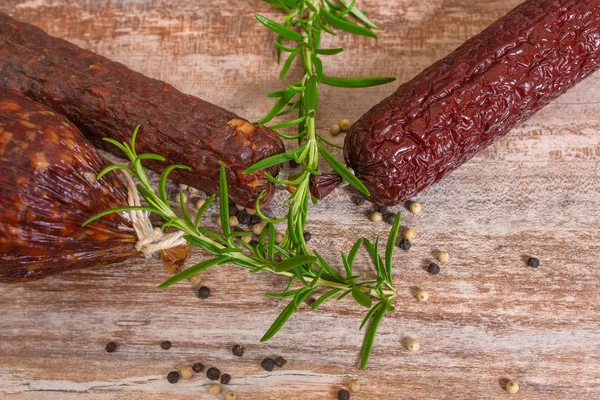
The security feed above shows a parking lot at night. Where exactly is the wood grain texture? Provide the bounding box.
[1,0,600,399]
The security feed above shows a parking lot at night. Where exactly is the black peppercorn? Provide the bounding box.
[261,358,275,372]
[238,213,251,225]
[228,205,239,217]
[289,159,299,168]
[384,212,396,224]
[375,205,388,213]
[249,239,259,248]
[105,342,117,353]
[428,263,440,275]
[250,215,262,225]
[337,389,351,400]
[398,238,411,251]
[527,257,540,268]
[220,373,231,384]
[303,231,312,242]
[167,371,180,384]
[232,344,244,357]
[192,362,204,373]
[198,286,211,298]
[160,340,171,350]
[274,356,287,368]
[207,367,220,381]
[352,196,365,206]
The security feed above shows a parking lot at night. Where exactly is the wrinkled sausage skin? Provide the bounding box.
[345,0,600,206]
[0,13,285,208]
[0,89,137,282]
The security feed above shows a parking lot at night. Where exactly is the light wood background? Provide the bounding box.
[1,0,600,399]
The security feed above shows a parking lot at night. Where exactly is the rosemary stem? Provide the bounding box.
[175,220,395,297]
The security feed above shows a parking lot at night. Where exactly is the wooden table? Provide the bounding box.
[2,1,600,399]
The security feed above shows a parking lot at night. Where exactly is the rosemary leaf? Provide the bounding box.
[360,304,386,369]
[317,142,370,196]
[255,14,304,41]
[320,75,396,88]
[385,212,401,283]
[311,287,342,309]
[158,256,230,288]
[352,287,372,308]
[274,255,317,272]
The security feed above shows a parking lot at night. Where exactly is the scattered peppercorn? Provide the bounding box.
[240,235,252,243]
[527,257,540,268]
[428,263,440,275]
[232,344,244,357]
[274,356,287,368]
[196,199,206,209]
[352,196,365,206]
[225,390,237,400]
[238,213,251,225]
[192,362,204,373]
[261,358,275,372]
[506,380,520,394]
[208,383,222,395]
[105,342,117,353]
[337,389,351,400]
[289,159,299,168]
[228,205,239,216]
[160,340,172,350]
[369,211,383,223]
[180,192,188,204]
[409,201,422,214]
[339,118,351,131]
[180,365,194,379]
[398,238,411,251]
[416,289,430,301]
[403,228,416,241]
[206,367,220,381]
[198,286,211,298]
[437,251,449,263]
[188,186,199,194]
[189,274,202,285]
[167,371,180,384]
[348,379,361,393]
[250,215,262,225]
[235,203,245,211]
[275,233,284,244]
[405,338,420,352]
[303,231,312,242]
[220,373,231,384]
[252,223,265,235]
[249,239,259,249]
[384,212,396,224]
[375,205,388,213]
[178,183,188,191]
[229,215,239,227]
[246,207,257,215]
[330,123,341,136]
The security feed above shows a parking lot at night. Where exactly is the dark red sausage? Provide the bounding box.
[0,88,137,282]
[0,12,285,208]
[344,0,600,206]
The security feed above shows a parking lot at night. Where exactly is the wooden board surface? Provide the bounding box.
[1,0,600,399]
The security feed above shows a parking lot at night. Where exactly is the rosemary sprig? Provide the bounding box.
[247,0,396,255]
[84,130,399,369]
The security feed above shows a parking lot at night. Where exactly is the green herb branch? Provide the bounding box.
[84,129,399,369]
[246,0,395,255]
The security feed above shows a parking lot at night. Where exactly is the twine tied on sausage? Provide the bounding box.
[121,172,187,258]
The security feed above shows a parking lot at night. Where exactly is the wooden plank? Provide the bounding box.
[1,0,600,399]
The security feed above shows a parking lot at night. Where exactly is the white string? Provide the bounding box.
[121,172,187,258]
